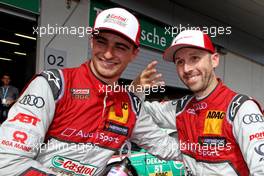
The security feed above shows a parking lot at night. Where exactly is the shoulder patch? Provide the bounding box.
[228,94,250,122]
[39,69,62,100]
[128,92,142,116]
[175,95,193,113]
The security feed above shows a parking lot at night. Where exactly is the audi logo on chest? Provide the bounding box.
[19,94,45,108]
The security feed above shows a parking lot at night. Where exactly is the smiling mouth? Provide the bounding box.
[185,75,199,83]
[99,57,118,67]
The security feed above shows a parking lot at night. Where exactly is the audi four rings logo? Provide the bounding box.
[243,114,264,124]
[19,95,45,108]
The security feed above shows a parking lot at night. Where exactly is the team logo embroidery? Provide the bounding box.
[203,110,225,135]
[243,114,264,125]
[104,14,128,27]
[230,96,242,117]
[19,94,45,108]
[43,70,61,89]
[104,122,129,136]
[70,88,90,99]
[198,136,227,146]
[108,102,129,124]
[52,156,97,176]
[9,113,41,126]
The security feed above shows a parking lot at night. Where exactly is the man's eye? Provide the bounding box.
[116,46,127,51]
[191,56,200,61]
[176,59,184,65]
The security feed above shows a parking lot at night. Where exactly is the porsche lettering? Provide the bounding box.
[250,131,264,141]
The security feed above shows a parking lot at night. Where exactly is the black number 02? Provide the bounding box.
[47,55,64,67]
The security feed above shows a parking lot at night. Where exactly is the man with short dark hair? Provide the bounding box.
[0,8,179,175]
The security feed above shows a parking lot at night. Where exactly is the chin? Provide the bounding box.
[188,84,202,93]
[99,72,115,78]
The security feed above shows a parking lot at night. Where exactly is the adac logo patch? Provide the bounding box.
[108,102,129,124]
[52,156,97,176]
[203,110,225,135]
[71,88,90,99]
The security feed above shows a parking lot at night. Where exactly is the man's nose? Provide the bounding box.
[183,63,193,73]
[103,47,114,59]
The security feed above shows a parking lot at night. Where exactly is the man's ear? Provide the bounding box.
[211,53,220,69]
[131,47,139,61]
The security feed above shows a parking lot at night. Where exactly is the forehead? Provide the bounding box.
[94,31,133,46]
[174,47,209,58]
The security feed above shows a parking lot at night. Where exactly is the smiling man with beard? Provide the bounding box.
[134,30,264,175]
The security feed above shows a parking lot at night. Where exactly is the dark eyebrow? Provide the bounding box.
[116,42,130,50]
[189,50,207,56]
[94,35,131,49]
[94,35,107,41]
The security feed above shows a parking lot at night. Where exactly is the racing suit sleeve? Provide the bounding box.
[131,104,181,160]
[232,100,264,175]
[143,100,177,129]
[0,76,56,175]
[134,91,191,130]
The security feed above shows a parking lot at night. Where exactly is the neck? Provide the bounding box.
[89,62,117,86]
[195,77,218,99]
